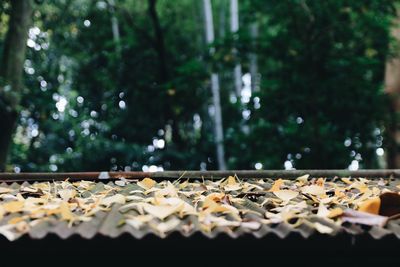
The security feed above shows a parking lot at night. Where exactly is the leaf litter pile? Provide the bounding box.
[1,175,400,241]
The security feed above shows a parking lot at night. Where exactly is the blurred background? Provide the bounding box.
[0,0,400,172]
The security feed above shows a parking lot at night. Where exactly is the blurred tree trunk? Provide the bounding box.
[148,0,185,166]
[385,12,400,168]
[249,22,259,92]
[218,0,227,39]
[203,0,227,170]
[0,0,33,171]
[148,0,168,83]
[230,0,242,97]
[107,0,121,57]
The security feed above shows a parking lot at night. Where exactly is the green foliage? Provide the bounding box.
[2,0,399,171]
[238,0,397,169]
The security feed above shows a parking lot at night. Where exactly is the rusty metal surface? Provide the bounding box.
[0,176,400,241]
[1,169,400,182]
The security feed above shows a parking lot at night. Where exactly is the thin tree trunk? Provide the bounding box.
[203,0,227,170]
[148,0,168,83]
[384,11,400,168]
[0,0,33,171]
[249,22,259,92]
[147,0,185,166]
[218,0,227,39]
[230,0,242,98]
[107,0,121,57]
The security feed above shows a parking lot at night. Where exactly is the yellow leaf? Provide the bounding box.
[178,180,189,189]
[358,197,381,215]
[316,178,325,187]
[138,178,156,190]
[301,185,325,196]
[60,202,74,221]
[202,197,231,214]
[203,192,225,203]
[151,181,178,197]
[227,176,238,185]
[0,205,4,220]
[341,178,353,185]
[3,201,24,213]
[273,190,298,202]
[100,194,126,206]
[8,217,25,225]
[223,184,242,192]
[58,189,76,201]
[328,208,343,218]
[269,179,284,192]
[334,188,346,198]
[296,174,310,184]
[222,176,241,191]
[143,204,181,220]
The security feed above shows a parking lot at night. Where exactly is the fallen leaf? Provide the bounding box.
[314,222,334,234]
[328,208,343,218]
[269,179,284,192]
[273,190,299,202]
[301,185,325,196]
[138,178,156,190]
[341,178,353,185]
[115,179,127,187]
[143,203,181,220]
[317,203,330,217]
[151,181,178,197]
[296,174,310,184]
[226,176,238,185]
[316,178,325,187]
[0,205,4,220]
[0,187,13,194]
[223,184,242,192]
[358,197,380,215]
[342,209,388,226]
[14,221,29,233]
[0,225,19,241]
[202,198,231,214]
[154,217,180,234]
[20,186,38,193]
[100,194,126,207]
[241,221,261,230]
[125,215,153,229]
[58,189,76,201]
[3,201,24,213]
[8,217,25,225]
[59,202,74,221]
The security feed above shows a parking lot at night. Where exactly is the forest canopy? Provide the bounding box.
[0,0,399,172]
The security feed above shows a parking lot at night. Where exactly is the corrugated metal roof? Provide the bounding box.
[0,176,399,241]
